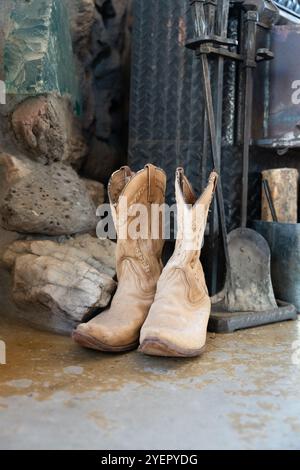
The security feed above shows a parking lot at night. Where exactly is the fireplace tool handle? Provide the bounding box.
[241,10,258,228]
[200,56,230,270]
[190,0,231,272]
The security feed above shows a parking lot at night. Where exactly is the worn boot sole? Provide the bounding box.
[72,330,138,353]
[139,337,206,358]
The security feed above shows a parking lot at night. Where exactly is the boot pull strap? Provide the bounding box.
[176,167,197,205]
[145,164,156,203]
[121,166,133,184]
[209,171,219,195]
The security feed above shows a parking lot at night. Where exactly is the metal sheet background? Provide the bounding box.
[129,0,205,206]
[275,0,300,16]
[128,0,242,231]
[128,0,300,289]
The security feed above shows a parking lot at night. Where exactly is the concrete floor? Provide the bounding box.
[0,315,300,450]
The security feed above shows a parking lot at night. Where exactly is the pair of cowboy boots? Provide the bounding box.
[73,164,218,357]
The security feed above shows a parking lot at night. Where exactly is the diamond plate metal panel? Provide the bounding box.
[275,0,300,16]
[128,0,300,292]
[129,0,205,205]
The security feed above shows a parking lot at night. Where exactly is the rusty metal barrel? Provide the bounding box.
[253,220,300,312]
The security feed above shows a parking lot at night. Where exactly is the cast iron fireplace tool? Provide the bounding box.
[187,0,232,289]
[187,0,297,332]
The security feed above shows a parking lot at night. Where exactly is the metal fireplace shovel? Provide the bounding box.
[190,0,277,314]
[223,8,277,313]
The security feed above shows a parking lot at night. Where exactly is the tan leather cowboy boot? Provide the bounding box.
[73,164,166,352]
[139,168,218,357]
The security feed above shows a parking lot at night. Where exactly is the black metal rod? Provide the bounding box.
[204,0,231,291]
[241,11,258,228]
[200,53,231,271]
[262,179,278,222]
[216,0,230,37]
[190,0,231,281]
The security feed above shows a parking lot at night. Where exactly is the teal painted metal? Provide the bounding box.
[253,220,300,312]
[3,0,80,112]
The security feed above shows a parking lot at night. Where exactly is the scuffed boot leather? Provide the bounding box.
[73,164,166,352]
[139,168,218,357]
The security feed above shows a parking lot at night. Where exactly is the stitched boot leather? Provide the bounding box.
[139,168,218,357]
[73,164,166,352]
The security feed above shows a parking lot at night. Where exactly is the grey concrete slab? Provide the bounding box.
[0,315,300,450]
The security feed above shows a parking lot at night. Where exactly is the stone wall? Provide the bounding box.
[67,0,132,183]
[0,0,131,333]
[0,0,132,179]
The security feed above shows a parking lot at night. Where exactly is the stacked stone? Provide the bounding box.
[0,0,118,334]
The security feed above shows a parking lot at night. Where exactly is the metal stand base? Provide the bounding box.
[209,300,298,333]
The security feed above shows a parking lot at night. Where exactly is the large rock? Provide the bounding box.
[0,153,33,190]
[3,0,80,109]
[2,235,117,334]
[82,177,105,207]
[0,152,105,206]
[83,136,121,182]
[3,234,116,278]
[66,0,132,183]
[0,162,98,235]
[11,95,87,165]
[67,0,95,61]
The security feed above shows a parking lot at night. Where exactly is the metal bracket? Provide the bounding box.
[195,45,242,61]
[186,35,237,49]
[187,2,275,65]
[256,47,274,61]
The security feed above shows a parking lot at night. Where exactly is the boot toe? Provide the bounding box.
[139,327,206,358]
[72,323,138,352]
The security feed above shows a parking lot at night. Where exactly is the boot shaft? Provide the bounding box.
[108,164,167,279]
[174,168,218,263]
[108,164,166,234]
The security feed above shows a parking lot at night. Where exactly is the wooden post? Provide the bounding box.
[261,168,298,224]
